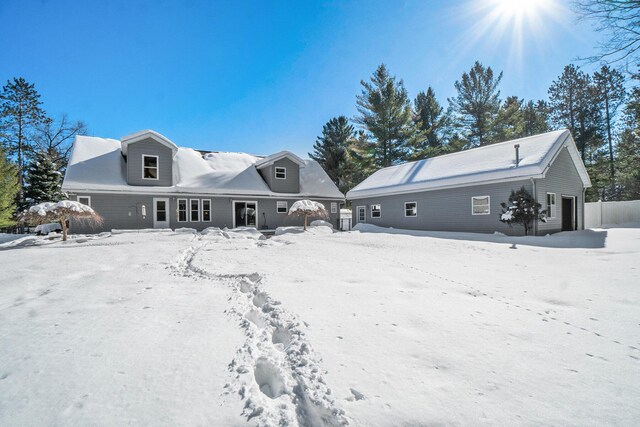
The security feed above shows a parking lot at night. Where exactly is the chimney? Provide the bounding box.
[514,144,520,167]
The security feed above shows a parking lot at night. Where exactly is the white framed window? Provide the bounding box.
[330,202,337,214]
[357,206,366,222]
[546,193,556,218]
[370,204,381,218]
[404,201,417,217]
[142,155,159,180]
[77,195,91,207]
[202,199,212,222]
[190,199,200,222]
[177,199,187,222]
[277,201,288,213]
[472,196,490,215]
[275,167,286,180]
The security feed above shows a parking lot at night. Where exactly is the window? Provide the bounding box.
[202,199,212,222]
[405,202,417,217]
[546,193,556,218]
[277,201,288,213]
[370,204,381,218]
[142,155,159,179]
[77,196,91,207]
[331,202,337,214]
[275,167,286,180]
[190,199,200,222]
[177,199,187,222]
[472,196,490,215]
[357,206,366,222]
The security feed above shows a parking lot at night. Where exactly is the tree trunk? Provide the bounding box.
[61,216,68,241]
[304,214,308,231]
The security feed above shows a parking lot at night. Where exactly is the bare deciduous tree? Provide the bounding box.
[34,114,87,169]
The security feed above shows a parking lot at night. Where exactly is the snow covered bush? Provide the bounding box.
[499,187,546,236]
[288,200,328,231]
[20,200,103,241]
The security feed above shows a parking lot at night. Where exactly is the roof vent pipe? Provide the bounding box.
[514,144,520,167]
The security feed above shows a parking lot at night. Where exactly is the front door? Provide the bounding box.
[357,206,366,224]
[561,196,575,231]
[233,201,258,228]
[153,198,170,229]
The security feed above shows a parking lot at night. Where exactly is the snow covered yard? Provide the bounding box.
[1,226,639,425]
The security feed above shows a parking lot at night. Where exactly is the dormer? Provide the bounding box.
[255,151,305,193]
[121,130,177,186]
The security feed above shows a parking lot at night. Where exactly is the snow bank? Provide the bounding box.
[289,200,325,214]
[310,220,333,228]
[34,223,62,234]
[223,227,266,240]
[274,225,335,236]
[28,200,94,216]
[111,228,172,234]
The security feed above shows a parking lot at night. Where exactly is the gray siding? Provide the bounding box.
[70,193,342,233]
[535,147,585,234]
[351,180,534,236]
[126,138,174,186]
[258,158,300,193]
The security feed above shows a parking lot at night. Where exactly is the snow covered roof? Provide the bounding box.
[62,134,344,199]
[120,129,178,155]
[347,130,591,200]
[254,151,305,169]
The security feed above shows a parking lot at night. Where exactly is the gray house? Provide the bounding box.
[346,130,591,236]
[61,130,344,232]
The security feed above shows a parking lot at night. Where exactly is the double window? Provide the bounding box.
[142,155,159,180]
[275,167,286,180]
[77,196,91,207]
[370,204,381,218]
[202,199,212,222]
[277,201,288,213]
[190,199,200,222]
[404,202,417,217]
[177,199,188,222]
[472,196,490,215]
[546,193,556,218]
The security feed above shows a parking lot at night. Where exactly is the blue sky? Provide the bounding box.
[1,0,600,157]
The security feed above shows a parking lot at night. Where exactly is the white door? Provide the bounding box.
[153,198,170,229]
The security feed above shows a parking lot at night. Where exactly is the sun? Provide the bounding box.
[492,0,553,20]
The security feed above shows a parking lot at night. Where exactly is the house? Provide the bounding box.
[61,130,344,232]
[346,130,591,236]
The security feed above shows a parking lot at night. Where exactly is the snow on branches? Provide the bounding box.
[499,187,546,236]
[21,200,103,241]
[288,200,329,231]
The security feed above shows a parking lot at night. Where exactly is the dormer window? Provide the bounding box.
[275,167,286,180]
[143,155,159,179]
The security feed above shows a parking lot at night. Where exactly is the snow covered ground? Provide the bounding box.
[0,226,638,425]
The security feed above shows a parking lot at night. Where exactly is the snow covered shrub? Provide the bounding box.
[499,187,546,236]
[20,200,103,241]
[288,200,329,231]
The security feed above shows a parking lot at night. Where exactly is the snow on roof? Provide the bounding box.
[62,134,344,199]
[120,129,178,155]
[254,151,305,169]
[347,130,591,200]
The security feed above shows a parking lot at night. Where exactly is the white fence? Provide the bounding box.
[585,200,640,228]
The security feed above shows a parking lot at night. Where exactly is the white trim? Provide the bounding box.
[331,202,337,214]
[202,199,212,222]
[189,199,200,222]
[357,206,366,223]
[546,192,557,219]
[142,155,159,180]
[232,200,259,228]
[121,129,178,155]
[275,167,286,180]
[561,195,577,231]
[254,151,305,169]
[276,201,288,214]
[61,188,343,200]
[153,197,170,228]
[177,198,188,222]
[404,201,417,217]
[77,195,91,207]
[471,196,491,215]
[370,204,381,218]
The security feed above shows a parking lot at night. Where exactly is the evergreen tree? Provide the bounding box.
[309,116,355,195]
[499,186,546,236]
[494,96,525,141]
[448,61,503,147]
[355,64,417,168]
[616,69,640,200]
[522,100,550,136]
[344,130,376,193]
[413,87,446,157]
[0,148,19,227]
[24,151,63,206]
[0,78,47,206]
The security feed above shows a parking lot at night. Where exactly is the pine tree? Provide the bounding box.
[0,78,47,206]
[499,186,546,236]
[616,69,640,200]
[309,116,355,195]
[494,96,525,141]
[355,64,417,168]
[522,100,550,136]
[448,61,503,147]
[24,151,63,206]
[412,87,447,158]
[0,148,19,227]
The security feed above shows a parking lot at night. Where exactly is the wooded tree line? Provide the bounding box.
[310,61,640,202]
[0,78,86,226]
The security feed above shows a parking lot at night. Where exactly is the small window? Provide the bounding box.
[177,199,187,222]
[190,199,200,222]
[546,193,556,218]
[357,206,366,222]
[370,204,381,218]
[331,202,337,214]
[472,196,490,215]
[77,196,91,207]
[202,199,211,222]
[277,201,288,213]
[275,167,286,180]
[142,155,159,179]
[405,202,417,217]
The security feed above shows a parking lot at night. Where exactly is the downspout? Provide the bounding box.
[583,188,587,230]
[530,177,537,236]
